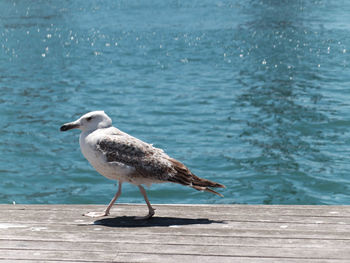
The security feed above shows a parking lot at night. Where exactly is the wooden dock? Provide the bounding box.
[0,204,349,262]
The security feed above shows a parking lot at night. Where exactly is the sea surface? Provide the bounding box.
[1,0,349,205]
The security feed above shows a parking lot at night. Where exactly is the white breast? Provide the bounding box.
[79,130,136,182]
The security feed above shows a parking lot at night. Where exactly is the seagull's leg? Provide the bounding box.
[84,182,122,218]
[135,185,155,220]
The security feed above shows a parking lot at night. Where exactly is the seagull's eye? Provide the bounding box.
[86,116,93,122]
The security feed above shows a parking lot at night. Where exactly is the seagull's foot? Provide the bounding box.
[83,211,109,218]
[134,208,155,220]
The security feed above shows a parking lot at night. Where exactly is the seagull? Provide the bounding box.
[60,111,225,219]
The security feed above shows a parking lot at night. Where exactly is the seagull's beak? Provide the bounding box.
[60,121,80,132]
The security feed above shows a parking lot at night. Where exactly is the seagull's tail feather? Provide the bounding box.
[191,184,224,197]
[167,158,226,197]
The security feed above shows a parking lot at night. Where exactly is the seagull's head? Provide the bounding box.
[60,111,112,132]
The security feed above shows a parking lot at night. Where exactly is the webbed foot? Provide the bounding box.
[134,208,155,220]
[83,211,109,218]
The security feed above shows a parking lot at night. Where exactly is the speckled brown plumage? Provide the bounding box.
[95,129,225,196]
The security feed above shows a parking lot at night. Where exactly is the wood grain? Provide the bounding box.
[0,204,349,262]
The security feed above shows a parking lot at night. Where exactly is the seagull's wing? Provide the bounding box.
[95,131,175,181]
[96,129,225,196]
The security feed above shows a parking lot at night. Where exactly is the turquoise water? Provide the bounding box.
[1,0,350,205]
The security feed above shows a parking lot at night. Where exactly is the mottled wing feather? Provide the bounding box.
[95,129,225,196]
[95,133,175,181]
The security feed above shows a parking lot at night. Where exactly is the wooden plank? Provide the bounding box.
[2,204,350,217]
[0,250,116,262]
[0,257,348,263]
[1,227,350,241]
[2,216,349,231]
[1,237,349,250]
[114,253,350,263]
[0,204,349,262]
[0,240,349,259]
[1,205,349,225]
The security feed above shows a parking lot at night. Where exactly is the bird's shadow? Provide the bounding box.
[94,216,225,228]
